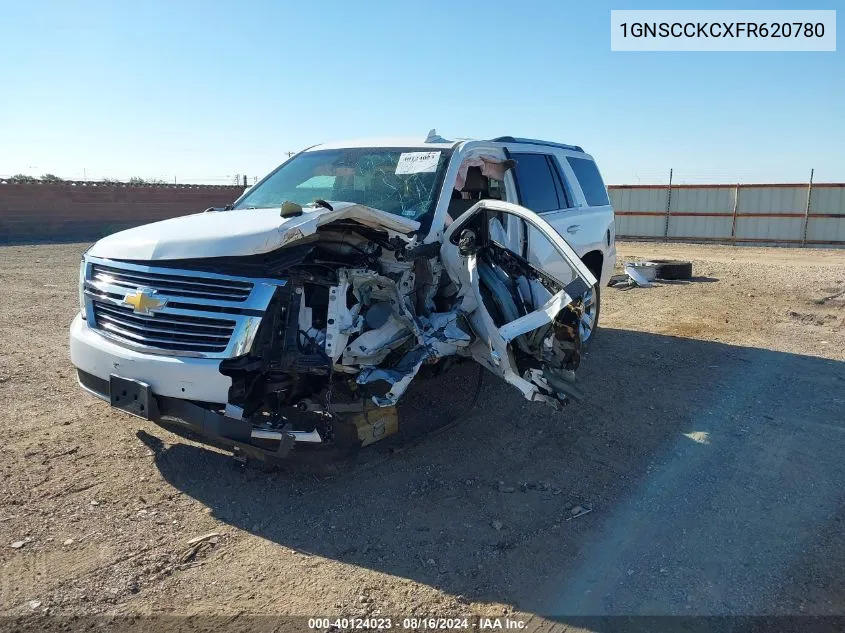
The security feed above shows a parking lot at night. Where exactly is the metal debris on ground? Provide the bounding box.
[180,533,223,565]
[624,263,657,287]
[609,259,695,289]
[187,532,222,546]
[566,505,593,520]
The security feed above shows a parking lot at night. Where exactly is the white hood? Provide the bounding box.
[87,202,421,260]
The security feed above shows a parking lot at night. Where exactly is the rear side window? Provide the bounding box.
[567,157,610,207]
[511,153,562,213]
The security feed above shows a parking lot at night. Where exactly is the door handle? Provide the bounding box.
[566,224,580,234]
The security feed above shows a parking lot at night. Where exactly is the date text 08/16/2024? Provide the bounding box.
[306,617,527,630]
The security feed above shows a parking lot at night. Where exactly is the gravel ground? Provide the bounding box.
[0,241,843,629]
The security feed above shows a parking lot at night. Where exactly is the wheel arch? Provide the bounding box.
[581,250,604,283]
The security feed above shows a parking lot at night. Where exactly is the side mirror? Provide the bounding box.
[458,229,477,257]
[281,200,304,218]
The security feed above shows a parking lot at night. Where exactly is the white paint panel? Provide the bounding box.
[807,187,845,243]
[616,215,664,237]
[668,216,733,239]
[671,187,734,214]
[735,217,804,242]
[811,187,845,215]
[738,187,807,215]
[806,218,845,243]
[609,187,667,213]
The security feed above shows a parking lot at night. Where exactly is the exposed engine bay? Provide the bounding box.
[210,216,474,440]
[207,228,444,431]
[137,200,593,446]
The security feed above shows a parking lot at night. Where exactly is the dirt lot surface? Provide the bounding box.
[1,241,844,629]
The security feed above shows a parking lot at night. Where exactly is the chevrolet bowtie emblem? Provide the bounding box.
[122,288,167,315]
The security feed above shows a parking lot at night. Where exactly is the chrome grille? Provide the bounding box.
[83,256,283,358]
[91,263,253,302]
[92,301,235,353]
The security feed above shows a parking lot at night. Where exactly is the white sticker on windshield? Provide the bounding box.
[395,151,441,175]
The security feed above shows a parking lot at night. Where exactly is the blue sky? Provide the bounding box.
[0,0,841,184]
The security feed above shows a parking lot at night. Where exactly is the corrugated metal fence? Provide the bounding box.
[609,183,845,246]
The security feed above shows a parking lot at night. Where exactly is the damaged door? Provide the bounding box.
[440,200,597,407]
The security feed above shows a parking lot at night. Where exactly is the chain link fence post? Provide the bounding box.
[731,182,740,244]
[801,168,814,247]
[663,168,673,240]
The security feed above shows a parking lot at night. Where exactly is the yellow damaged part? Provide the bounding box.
[330,401,399,447]
[349,406,399,447]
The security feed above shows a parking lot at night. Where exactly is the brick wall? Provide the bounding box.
[0,182,247,242]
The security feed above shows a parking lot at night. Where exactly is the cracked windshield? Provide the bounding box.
[234,148,452,221]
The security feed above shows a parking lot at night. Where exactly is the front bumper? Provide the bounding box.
[75,368,297,461]
[71,314,320,460]
[70,314,232,404]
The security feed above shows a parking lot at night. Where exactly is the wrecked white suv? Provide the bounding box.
[70,134,616,459]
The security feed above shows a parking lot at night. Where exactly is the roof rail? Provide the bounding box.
[491,136,584,153]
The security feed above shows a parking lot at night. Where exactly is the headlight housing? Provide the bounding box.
[78,256,88,319]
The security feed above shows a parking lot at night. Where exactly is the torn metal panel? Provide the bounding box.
[279,203,420,245]
[498,289,574,343]
[623,262,657,287]
[439,199,594,406]
[324,273,363,362]
[357,347,431,407]
[342,315,412,366]
[418,311,472,357]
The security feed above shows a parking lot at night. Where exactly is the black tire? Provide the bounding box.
[650,259,693,280]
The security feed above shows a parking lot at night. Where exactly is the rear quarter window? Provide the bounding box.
[511,153,561,213]
[567,157,610,207]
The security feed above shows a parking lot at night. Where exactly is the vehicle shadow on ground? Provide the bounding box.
[139,328,845,617]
